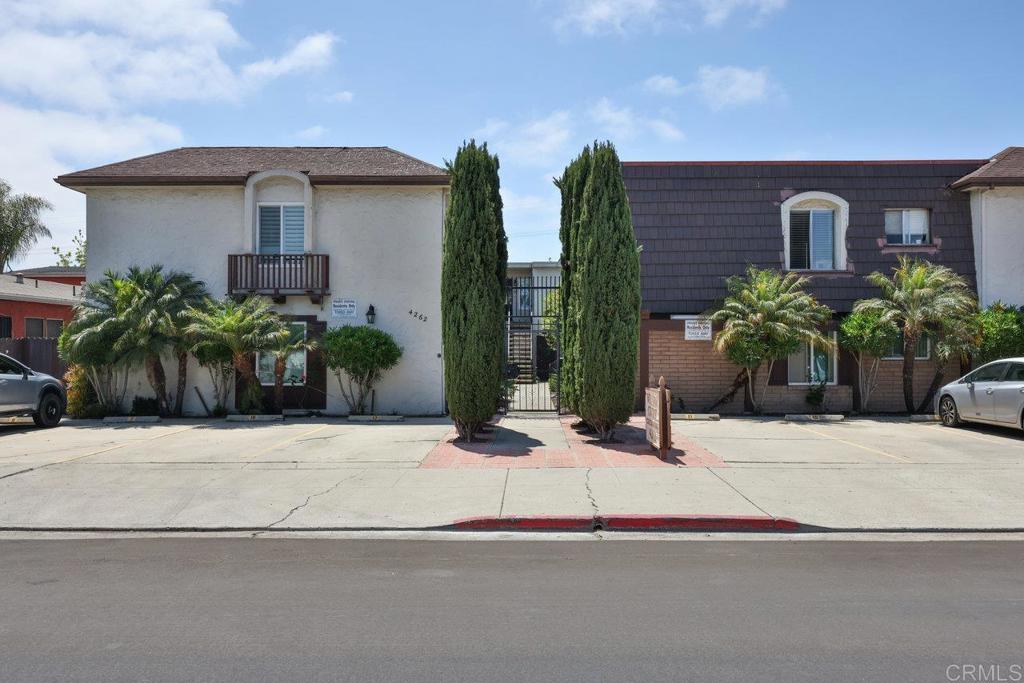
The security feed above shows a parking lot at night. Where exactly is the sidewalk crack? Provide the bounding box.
[584,468,599,516]
[267,474,354,529]
[707,468,773,518]
[497,469,510,518]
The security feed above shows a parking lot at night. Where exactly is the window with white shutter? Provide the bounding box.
[257,204,305,254]
[790,209,835,270]
[884,209,929,245]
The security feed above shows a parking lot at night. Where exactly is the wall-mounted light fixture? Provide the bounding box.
[366,304,376,325]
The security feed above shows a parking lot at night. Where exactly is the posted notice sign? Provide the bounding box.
[684,318,712,341]
[332,298,357,320]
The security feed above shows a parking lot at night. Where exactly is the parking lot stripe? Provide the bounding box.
[927,424,1024,449]
[787,423,911,462]
[248,424,332,460]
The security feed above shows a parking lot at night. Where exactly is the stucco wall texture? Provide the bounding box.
[971,187,1024,307]
[85,180,445,416]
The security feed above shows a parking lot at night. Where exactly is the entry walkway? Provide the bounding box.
[419,415,725,469]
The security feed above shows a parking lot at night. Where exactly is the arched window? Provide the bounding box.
[780,191,849,271]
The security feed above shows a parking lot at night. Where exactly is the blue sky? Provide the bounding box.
[2,0,1022,268]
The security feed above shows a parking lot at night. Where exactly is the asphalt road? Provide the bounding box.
[1,538,1022,682]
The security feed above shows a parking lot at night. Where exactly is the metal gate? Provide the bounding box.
[504,275,561,412]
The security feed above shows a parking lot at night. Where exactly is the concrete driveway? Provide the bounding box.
[1,416,1023,531]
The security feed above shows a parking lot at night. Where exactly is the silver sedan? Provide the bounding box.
[937,357,1024,430]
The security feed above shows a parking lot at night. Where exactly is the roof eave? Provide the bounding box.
[950,177,1024,190]
[54,174,450,189]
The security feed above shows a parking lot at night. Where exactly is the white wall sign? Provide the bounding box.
[684,318,712,341]
[332,298,357,320]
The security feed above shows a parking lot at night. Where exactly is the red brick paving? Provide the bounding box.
[419,416,726,469]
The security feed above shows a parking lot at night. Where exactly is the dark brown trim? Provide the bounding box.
[54,174,450,189]
[624,159,988,167]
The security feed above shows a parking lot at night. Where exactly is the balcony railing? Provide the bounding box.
[228,254,330,301]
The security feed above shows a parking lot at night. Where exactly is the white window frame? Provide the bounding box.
[256,202,306,255]
[787,332,838,386]
[883,333,931,361]
[884,208,930,245]
[256,322,308,386]
[780,191,850,271]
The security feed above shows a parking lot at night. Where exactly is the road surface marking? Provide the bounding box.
[788,423,911,462]
[249,424,332,459]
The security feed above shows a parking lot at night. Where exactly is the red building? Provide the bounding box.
[0,273,81,339]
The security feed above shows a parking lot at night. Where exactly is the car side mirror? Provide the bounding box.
[22,370,28,380]
[966,381,974,390]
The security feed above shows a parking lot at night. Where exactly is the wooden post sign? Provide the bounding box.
[645,376,672,460]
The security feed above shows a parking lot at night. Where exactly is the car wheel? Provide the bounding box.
[33,393,63,428]
[939,396,960,427]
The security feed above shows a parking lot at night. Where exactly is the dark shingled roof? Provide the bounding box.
[952,147,1024,188]
[55,147,449,187]
[623,159,987,315]
[4,265,85,276]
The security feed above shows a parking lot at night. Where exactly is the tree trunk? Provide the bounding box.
[901,337,917,413]
[173,350,188,417]
[273,356,286,414]
[917,364,947,414]
[144,354,169,416]
[233,353,261,413]
[746,367,760,414]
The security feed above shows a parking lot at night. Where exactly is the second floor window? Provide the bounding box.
[885,209,929,245]
[258,204,305,255]
[790,209,835,270]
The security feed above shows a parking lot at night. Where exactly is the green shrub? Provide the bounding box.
[321,325,402,415]
[63,364,105,418]
[839,309,900,412]
[977,302,1024,365]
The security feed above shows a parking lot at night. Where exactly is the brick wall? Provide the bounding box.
[642,324,934,414]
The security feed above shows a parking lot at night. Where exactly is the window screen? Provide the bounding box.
[258,205,282,254]
[885,209,929,245]
[46,319,63,338]
[810,210,835,270]
[0,315,11,338]
[789,211,810,269]
[25,318,43,337]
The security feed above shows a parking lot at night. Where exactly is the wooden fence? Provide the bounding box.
[0,337,65,378]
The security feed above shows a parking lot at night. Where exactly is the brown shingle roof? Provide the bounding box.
[55,146,449,188]
[952,147,1024,188]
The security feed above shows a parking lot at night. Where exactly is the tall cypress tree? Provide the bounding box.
[574,142,640,441]
[487,151,508,414]
[442,141,504,441]
[556,146,592,416]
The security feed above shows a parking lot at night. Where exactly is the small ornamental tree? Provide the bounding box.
[269,324,317,414]
[839,310,900,412]
[976,302,1024,365]
[441,141,504,440]
[917,312,982,413]
[573,142,641,441]
[711,267,833,413]
[193,341,234,416]
[321,325,402,415]
[855,257,977,412]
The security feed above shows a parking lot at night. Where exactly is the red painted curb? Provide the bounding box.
[450,515,801,532]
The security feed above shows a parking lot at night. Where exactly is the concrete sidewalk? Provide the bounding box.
[1,416,1023,531]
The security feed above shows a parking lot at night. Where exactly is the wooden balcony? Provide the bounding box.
[228,254,330,303]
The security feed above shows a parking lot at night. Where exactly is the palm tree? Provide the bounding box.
[185,297,288,414]
[60,272,137,412]
[119,266,207,416]
[855,257,977,412]
[268,326,317,414]
[0,179,53,272]
[711,267,833,413]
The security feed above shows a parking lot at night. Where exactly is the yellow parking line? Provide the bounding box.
[929,424,1024,449]
[49,425,197,466]
[788,422,911,462]
[249,424,332,459]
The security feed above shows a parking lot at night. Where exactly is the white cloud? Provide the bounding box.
[553,0,786,34]
[0,4,335,111]
[589,97,683,142]
[294,125,327,141]
[484,111,573,166]
[694,65,771,108]
[0,102,183,268]
[643,74,686,96]
[554,0,663,35]
[500,188,561,239]
[241,32,336,82]
[697,0,787,27]
[326,90,354,104]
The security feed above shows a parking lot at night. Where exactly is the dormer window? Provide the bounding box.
[781,191,849,271]
[884,209,929,245]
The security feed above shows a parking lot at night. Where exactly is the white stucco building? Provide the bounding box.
[953,146,1024,307]
[56,146,449,416]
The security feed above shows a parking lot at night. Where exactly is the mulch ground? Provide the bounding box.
[419,416,726,469]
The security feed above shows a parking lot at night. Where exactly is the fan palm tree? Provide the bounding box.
[185,297,288,413]
[268,326,317,414]
[60,272,137,412]
[855,257,977,412]
[119,266,207,416]
[0,179,52,272]
[711,267,833,413]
